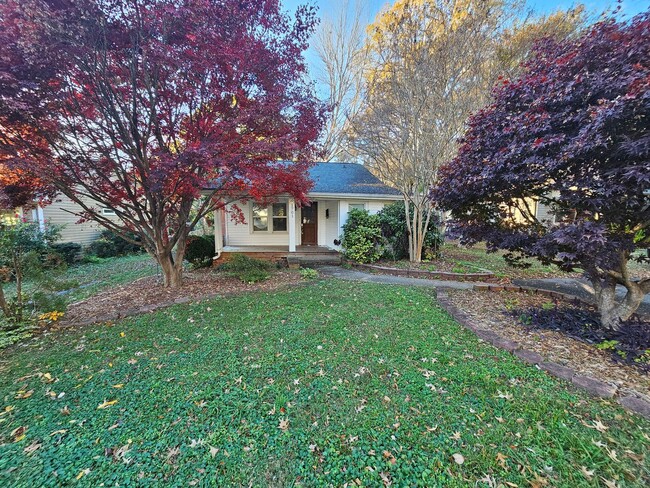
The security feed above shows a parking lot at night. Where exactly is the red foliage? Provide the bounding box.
[435,12,650,327]
[0,0,325,285]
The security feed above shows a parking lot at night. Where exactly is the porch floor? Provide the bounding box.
[221,245,338,254]
[216,245,341,265]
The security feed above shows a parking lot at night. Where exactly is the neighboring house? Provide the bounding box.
[509,197,557,226]
[210,162,402,263]
[9,194,120,246]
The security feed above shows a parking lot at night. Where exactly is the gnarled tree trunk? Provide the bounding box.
[589,259,650,331]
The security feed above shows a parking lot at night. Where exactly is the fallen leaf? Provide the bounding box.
[579,466,594,480]
[452,453,465,465]
[50,429,67,436]
[601,478,618,488]
[97,399,118,409]
[76,468,90,480]
[11,426,26,442]
[15,390,34,399]
[209,446,219,458]
[278,418,289,431]
[112,384,124,389]
[23,442,42,454]
[496,452,508,469]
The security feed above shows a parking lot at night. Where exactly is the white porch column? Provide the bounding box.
[36,205,45,231]
[288,198,297,252]
[214,207,224,256]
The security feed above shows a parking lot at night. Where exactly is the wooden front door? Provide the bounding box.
[301,203,317,245]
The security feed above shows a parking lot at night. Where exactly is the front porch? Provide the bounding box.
[213,245,342,267]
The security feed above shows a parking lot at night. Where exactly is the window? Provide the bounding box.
[252,202,289,232]
[101,208,116,216]
[349,203,365,211]
[252,204,268,231]
[272,203,287,231]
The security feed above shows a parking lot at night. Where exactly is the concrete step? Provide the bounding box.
[287,254,342,266]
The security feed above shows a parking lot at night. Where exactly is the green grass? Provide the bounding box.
[2,254,157,306]
[55,254,158,303]
[440,243,571,278]
[0,281,647,486]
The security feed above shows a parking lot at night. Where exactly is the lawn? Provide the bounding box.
[52,254,158,303]
[0,280,648,486]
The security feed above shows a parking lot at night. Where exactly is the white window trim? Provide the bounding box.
[101,208,117,216]
[250,202,289,234]
[348,202,367,211]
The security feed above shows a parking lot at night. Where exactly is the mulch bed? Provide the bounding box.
[445,289,650,397]
[60,269,303,327]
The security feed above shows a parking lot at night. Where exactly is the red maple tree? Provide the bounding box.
[0,0,324,286]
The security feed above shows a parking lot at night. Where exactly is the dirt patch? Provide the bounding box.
[446,289,650,396]
[61,269,303,326]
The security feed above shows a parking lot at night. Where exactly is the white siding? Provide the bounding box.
[225,199,299,247]
[42,194,119,246]
[318,200,340,248]
[224,197,397,250]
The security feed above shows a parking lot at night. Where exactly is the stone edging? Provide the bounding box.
[436,290,650,420]
[352,263,495,282]
[473,283,593,306]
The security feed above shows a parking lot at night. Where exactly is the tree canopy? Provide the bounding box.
[0,0,324,286]
[435,12,650,329]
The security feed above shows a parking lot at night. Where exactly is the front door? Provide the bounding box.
[301,203,317,245]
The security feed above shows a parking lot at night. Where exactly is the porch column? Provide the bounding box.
[288,198,297,252]
[214,207,224,256]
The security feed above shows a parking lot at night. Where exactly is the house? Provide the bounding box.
[210,162,402,264]
[6,194,120,246]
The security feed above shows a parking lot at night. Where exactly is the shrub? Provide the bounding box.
[87,230,143,258]
[299,267,318,279]
[377,201,443,261]
[221,254,271,283]
[341,209,384,264]
[50,242,82,265]
[87,238,118,258]
[185,235,215,269]
[0,222,65,325]
[100,229,143,255]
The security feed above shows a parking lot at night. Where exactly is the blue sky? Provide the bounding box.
[285,0,649,20]
[284,0,649,86]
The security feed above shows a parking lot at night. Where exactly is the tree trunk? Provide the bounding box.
[154,233,189,288]
[0,285,9,320]
[157,249,183,288]
[593,276,646,331]
[13,255,23,322]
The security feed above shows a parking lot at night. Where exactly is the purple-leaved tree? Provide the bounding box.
[435,12,650,330]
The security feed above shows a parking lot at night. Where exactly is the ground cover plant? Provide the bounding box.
[0,281,647,486]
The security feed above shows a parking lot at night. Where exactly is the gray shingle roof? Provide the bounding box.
[308,162,400,196]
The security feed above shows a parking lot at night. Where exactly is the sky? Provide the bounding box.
[285,0,649,21]
[283,0,649,85]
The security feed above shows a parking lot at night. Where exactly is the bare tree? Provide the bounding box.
[351,0,516,262]
[314,0,368,162]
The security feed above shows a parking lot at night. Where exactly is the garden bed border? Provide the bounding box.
[352,262,495,281]
[436,290,650,419]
